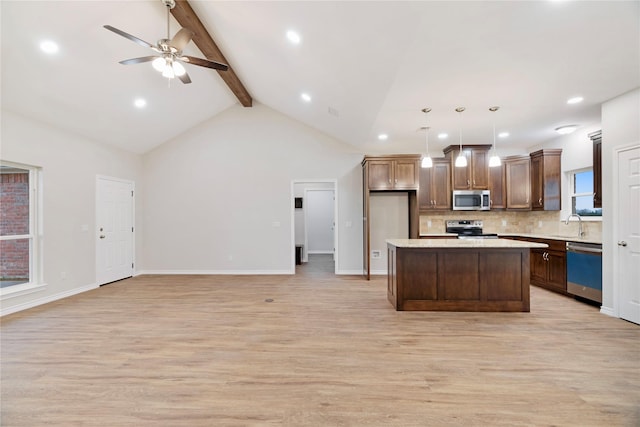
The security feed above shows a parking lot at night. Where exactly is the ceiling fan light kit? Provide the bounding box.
[103,0,228,84]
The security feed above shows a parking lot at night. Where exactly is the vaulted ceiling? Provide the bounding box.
[1,1,638,155]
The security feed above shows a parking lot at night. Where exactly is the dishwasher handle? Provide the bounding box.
[566,242,602,254]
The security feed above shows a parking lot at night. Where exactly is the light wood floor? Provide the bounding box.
[2,256,638,426]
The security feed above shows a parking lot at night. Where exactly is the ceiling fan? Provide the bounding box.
[104,0,228,84]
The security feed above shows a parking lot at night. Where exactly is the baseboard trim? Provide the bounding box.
[1,282,98,317]
[370,270,388,275]
[136,269,294,276]
[600,306,616,318]
[335,270,366,275]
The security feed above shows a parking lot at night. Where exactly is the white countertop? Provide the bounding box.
[387,238,548,249]
[499,233,602,245]
[418,233,458,237]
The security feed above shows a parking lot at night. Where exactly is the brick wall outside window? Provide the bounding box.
[1,173,29,280]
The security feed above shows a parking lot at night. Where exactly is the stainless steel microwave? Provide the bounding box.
[452,190,490,211]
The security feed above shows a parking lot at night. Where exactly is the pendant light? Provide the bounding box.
[421,107,433,168]
[488,106,502,167]
[454,107,467,168]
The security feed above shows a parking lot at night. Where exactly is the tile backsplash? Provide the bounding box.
[420,211,602,239]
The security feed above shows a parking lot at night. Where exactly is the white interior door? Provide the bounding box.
[305,189,335,255]
[617,146,640,324]
[96,177,134,285]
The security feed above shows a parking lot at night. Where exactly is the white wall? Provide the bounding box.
[0,110,143,315]
[141,103,363,275]
[601,88,640,314]
[369,192,409,274]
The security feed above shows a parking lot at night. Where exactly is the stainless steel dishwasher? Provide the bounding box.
[566,242,603,303]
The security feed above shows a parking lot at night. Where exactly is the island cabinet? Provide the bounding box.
[418,158,451,211]
[364,155,420,190]
[488,162,505,209]
[443,145,491,190]
[590,130,602,208]
[387,239,548,312]
[530,149,562,211]
[504,156,531,210]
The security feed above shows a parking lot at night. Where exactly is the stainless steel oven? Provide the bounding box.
[566,242,602,303]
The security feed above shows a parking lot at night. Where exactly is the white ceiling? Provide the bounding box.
[2,1,638,155]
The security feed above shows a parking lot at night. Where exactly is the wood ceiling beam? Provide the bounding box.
[171,0,252,107]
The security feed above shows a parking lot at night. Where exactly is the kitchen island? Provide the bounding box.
[387,238,548,312]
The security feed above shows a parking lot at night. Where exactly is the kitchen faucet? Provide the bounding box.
[565,213,584,237]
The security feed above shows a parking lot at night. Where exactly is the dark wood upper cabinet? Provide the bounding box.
[488,162,506,209]
[504,156,531,210]
[530,149,562,211]
[364,155,420,191]
[418,159,451,211]
[443,145,491,190]
[589,130,602,209]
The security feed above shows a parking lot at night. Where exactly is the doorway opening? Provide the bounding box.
[291,180,337,275]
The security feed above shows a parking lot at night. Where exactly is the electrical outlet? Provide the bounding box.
[502,219,507,227]
[538,221,543,228]
[427,220,432,228]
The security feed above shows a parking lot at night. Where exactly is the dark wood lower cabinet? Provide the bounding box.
[388,246,530,312]
[507,236,567,295]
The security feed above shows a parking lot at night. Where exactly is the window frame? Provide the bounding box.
[567,167,602,220]
[0,161,45,299]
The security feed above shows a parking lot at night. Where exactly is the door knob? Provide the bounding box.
[99,235,106,239]
[618,241,627,247]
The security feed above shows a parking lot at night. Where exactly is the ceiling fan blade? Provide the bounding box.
[170,28,194,52]
[119,56,158,65]
[177,71,192,84]
[103,25,155,50]
[182,56,229,71]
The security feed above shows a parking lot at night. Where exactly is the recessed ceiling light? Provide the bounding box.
[378,134,388,141]
[498,132,509,138]
[555,125,578,135]
[134,98,147,109]
[39,40,59,54]
[437,133,448,139]
[300,93,311,102]
[286,30,301,45]
[567,96,584,104]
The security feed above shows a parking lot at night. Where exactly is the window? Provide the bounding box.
[569,169,601,217]
[0,161,41,293]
